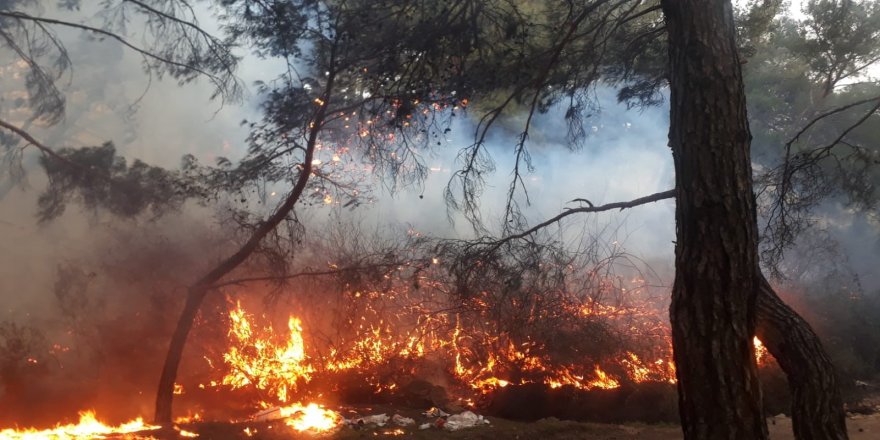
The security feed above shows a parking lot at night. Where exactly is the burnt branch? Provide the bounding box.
[0,117,81,169]
[486,189,676,253]
[212,262,412,290]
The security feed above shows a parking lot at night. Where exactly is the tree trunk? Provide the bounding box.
[154,286,210,424]
[152,179,314,424]
[153,61,336,423]
[756,276,849,439]
[152,161,319,425]
[661,1,767,438]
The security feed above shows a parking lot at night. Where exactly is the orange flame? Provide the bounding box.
[0,411,159,439]
[754,336,769,366]
[220,303,314,405]
[279,403,341,433]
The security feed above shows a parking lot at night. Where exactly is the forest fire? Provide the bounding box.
[0,276,775,438]
[0,411,158,439]
[196,290,779,406]
[198,299,765,410]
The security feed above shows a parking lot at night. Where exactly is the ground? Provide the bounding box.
[181,411,880,439]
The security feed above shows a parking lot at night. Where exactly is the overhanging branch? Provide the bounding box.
[0,10,233,94]
[211,262,411,290]
[0,118,81,170]
[486,188,676,252]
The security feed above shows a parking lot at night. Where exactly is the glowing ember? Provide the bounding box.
[0,411,159,439]
[174,412,203,424]
[280,403,342,433]
[177,428,200,438]
[754,336,769,366]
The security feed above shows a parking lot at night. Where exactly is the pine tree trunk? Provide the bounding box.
[756,276,849,439]
[154,286,209,424]
[153,65,335,423]
[661,0,767,437]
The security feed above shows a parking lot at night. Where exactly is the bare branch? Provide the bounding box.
[486,188,676,252]
[783,94,880,150]
[211,262,408,289]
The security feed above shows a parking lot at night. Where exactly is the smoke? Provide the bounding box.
[1,1,878,427]
[359,90,676,260]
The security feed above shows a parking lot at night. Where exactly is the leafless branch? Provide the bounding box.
[211,262,410,289]
[485,188,676,252]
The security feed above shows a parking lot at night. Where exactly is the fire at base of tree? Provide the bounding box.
[1,220,879,439]
[1,0,880,439]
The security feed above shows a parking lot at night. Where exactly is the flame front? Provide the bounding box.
[0,411,159,439]
[209,293,772,408]
[211,301,677,403]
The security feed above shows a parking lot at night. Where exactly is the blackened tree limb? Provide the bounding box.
[756,275,848,440]
[484,186,849,438]
[765,95,880,268]
[211,262,412,290]
[486,188,676,252]
[783,94,880,150]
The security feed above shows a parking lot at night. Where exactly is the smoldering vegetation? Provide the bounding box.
[0,213,224,426]
[1,199,878,427]
[0,200,675,424]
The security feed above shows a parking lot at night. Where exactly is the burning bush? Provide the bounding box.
[175,224,687,424]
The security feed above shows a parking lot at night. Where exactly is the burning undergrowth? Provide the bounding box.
[0,218,780,436]
[173,227,687,424]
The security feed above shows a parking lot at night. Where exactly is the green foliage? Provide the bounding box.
[0,0,240,125]
[37,142,205,221]
[7,0,877,267]
[739,2,880,267]
[799,0,880,95]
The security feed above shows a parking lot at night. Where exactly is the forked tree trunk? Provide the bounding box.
[756,276,849,439]
[661,0,767,438]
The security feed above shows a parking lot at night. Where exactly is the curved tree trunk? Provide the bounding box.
[153,161,317,424]
[661,0,767,438]
[756,275,849,439]
[153,62,337,424]
[154,286,210,424]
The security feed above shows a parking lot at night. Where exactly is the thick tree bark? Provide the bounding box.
[756,276,849,439]
[661,1,767,438]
